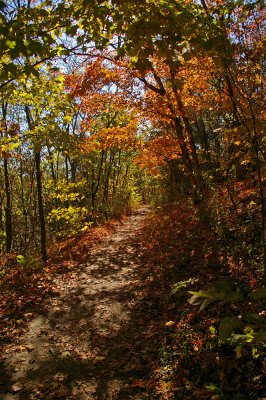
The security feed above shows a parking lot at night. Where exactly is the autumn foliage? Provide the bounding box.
[0,0,265,399]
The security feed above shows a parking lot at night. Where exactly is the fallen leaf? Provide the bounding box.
[131,379,146,388]
[165,320,175,327]
[94,356,105,362]
[62,351,71,357]
[11,383,23,393]
[26,344,34,351]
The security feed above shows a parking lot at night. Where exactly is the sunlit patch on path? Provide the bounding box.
[1,207,158,400]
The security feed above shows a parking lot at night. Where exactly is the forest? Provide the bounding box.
[0,0,265,399]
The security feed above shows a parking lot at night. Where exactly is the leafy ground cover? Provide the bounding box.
[1,207,162,399]
[0,187,265,399]
[138,185,265,399]
[0,218,123,346]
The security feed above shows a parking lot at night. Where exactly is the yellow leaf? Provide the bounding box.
[165,321,175,327]
[63,115,72,124]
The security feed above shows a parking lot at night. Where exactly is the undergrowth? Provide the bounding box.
[139,182,265,399]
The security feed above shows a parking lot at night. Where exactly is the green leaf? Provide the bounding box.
[188,292,214,310]
[16,255,26,265]
[6,40,16,49]
[205,384,220,393]
[188,280,243,311]
[188,290,214,300]
[219,317,242,343]
[171,277,197,294]
[230,333,249,345]
[209,326,217,334]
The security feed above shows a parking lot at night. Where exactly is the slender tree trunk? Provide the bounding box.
[1,102,12,252]
[19,159,28,251]
[70,160,76,183]
[25,105,47,262]
[195,117,212,165]
[47,147,56,182]
[4,158,12,252]
[173,117,193,173]
[173,117,201,204]
[35,151,47,262]
[65,156,69,185]
[91,150,105,213]
[249,112,266,282]
[140,68,202,203]
[225,74,240,126]
[113,149,122,196]
[103,150,115,206]
[64,156,70,208]
[170,72,202,185]
[0,193,4,236]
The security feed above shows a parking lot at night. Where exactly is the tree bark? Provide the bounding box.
[25,105,47,262]
[4,158,12,252]
[35,150,47,262]
[1,102,12,252]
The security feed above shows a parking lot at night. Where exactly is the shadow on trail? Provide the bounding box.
[26,286,158,399]
[1,207,162,400]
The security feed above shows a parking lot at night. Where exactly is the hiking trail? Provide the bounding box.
[1,207,160,400]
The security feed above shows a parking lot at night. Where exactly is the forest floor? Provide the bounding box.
[0,200,265,400]
[1,207,163,400]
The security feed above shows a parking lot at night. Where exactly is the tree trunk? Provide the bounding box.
[70,160,76,183]
[1,102,12,252]
[47,147,56,182]
[25,105,47,262]
[4,158,12,252]
[35,151,47,262]
[103,150,115,206]
[170,73,202,185]
[19,158,28,252]
[65,156,69,184]
[91,150,105,213]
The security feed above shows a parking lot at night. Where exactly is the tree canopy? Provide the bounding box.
[0,1,265,398]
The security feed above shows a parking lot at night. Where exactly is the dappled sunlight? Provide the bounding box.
[1,208,160,399]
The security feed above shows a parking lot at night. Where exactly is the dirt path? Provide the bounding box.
[1,207,160,400]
